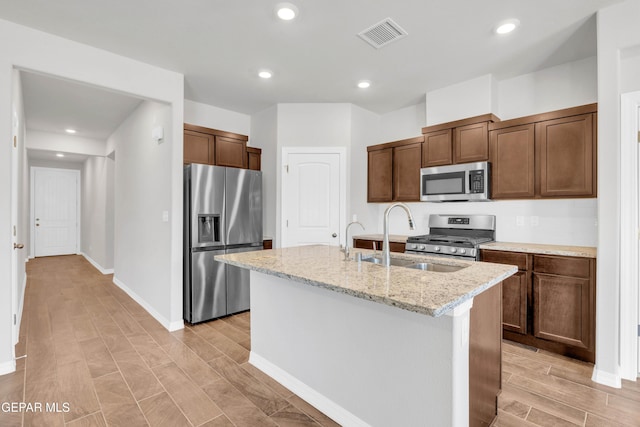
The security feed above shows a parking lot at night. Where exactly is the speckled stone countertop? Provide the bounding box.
[479,242,596,258]
[352,234,411,243]
[215,245,516,317]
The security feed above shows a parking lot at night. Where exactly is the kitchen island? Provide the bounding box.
[216,245,517,427]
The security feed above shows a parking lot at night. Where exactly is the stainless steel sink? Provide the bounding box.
[360,256,466,272]
[405,262,466,273]
[360,256,415,267]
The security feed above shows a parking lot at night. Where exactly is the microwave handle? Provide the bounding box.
[464,171,471,194]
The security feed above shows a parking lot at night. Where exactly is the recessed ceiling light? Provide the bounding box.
[56,153,65,158]
[258,70,272,79]
[276,3,298,21]
[65,128,76,134]
[357,80,371,89]
[495,19,520,35]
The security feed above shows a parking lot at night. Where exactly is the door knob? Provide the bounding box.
[36,224,40,227]
[332,233,337,238]
[13,243,24,250]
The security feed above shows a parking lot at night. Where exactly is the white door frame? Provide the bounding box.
[10,122,19,347]
[29,166,81,258]
[280,147,347,248]
[620,91,640,380]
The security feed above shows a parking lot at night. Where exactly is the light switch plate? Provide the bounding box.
[162,211,169,222]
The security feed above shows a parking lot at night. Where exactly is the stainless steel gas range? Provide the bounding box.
[405,214,495,261]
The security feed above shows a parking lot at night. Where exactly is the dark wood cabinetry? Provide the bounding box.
[480,249,595,363]
[353,238,405,253]
[183,124,261,170]
[421,114,499,167]
[489,104,597,200]
[489,124,535,199]
[536,114,595,197]
[367,136,423,203]
[246,147,262,171]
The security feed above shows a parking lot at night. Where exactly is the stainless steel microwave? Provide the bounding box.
[420,161,491,202]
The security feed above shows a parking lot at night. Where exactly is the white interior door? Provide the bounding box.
[282,148,345,248]
[32,167,80,257]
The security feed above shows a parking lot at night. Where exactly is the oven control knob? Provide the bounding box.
[450,247,457,253]
[418,245,426,250]
[434,246,441,252]
[459,248,466,254]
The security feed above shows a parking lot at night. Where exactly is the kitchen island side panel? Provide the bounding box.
[248,270,471,427]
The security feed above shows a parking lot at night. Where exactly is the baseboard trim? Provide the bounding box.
[0,359,16,376]
[592,367,622,388]
[112,276,184,332]
[249,352,369,427]
[80,253,114,275]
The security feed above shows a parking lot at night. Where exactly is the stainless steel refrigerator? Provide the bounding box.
[184,164,263,323]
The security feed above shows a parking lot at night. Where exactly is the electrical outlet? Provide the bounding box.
[516,216,525,227]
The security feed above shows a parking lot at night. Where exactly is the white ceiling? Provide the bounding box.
[1,0,621,132]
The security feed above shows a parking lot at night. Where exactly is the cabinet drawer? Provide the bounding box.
[481,250,528,270]
[533,255,590,278]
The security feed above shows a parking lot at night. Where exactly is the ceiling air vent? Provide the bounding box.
[358,18,408,49]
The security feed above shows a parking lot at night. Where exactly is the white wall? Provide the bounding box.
[184,99,251,137]
[426,75,499,125]
[349,105,380,234]
[498,56,598,120]
[27,130,107,156]
[0,18,184,373]
[81,156,114,272]
[621,47,640,93]
[379,102,426,142]
[10,69,27,365]
[110,101,177,328]
[594,0,640,386]
[250,106,278,243]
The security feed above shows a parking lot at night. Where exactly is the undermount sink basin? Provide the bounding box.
[360,256,467,273]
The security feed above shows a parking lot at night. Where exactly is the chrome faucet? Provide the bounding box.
[344,221,365,260]
[382,203,415,267]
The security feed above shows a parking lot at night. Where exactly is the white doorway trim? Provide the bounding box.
[620,91,640,380]
[280,147,347,249]
[29,166,81,258]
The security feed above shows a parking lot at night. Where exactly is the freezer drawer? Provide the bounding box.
[225,245,262,314]
[187,248,226,323]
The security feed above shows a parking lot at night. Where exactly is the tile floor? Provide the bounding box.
[0,255,639,426]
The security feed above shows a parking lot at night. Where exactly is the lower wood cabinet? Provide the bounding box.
[480,249,595,363]
[353,238,405,253]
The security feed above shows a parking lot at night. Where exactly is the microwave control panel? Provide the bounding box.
[469,170,485,194]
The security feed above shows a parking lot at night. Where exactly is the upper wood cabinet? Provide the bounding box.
[536,114,595,198]
[183,124,260,170]
[184,130,215,165]
[489,124,535,199]
[422,114,499,167]
[489,104,597,200]
[422,129,452,167]
[367,136,423,203]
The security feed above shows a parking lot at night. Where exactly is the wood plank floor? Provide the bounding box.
[0,255,638,426]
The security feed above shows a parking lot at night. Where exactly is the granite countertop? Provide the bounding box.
[352,234,411,243]
[479,242,596,258]
[215,245,516,317]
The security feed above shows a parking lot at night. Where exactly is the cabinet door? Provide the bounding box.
[502,272,528,335]
[393,143,421,201]
[367,148,393,202]
[454,122,489,164]
[216,136,246,168]
[184,130,214,165]
[423,129,452,167]
[532,272,592,349]
[247,148,261,171]
[489,124,535,199]
[536,114,594,197]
